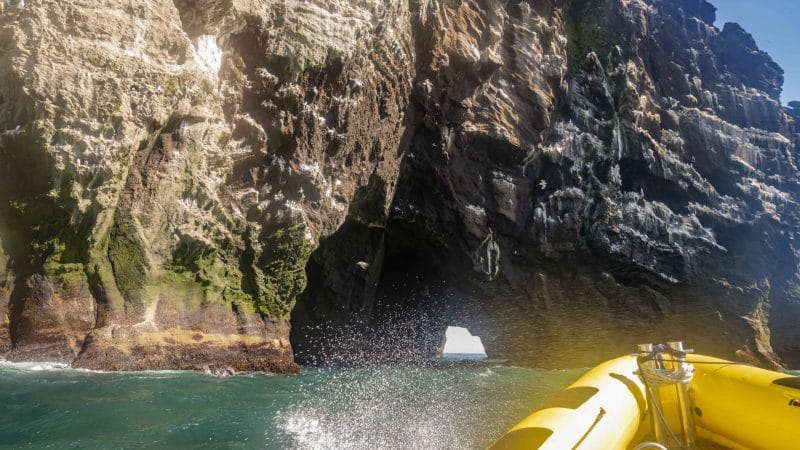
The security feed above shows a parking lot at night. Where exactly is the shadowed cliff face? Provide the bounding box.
[1,0,799,371]
[292,0,800,370]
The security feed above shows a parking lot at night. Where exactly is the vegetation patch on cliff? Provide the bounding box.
[564,0,611,74]
[167,242,254,312]
[255,223,316,318]
[107,217,148,303]
[0,129,87,271]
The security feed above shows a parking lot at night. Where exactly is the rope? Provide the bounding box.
[658,359,753,367]
[634,443,668,450]
[638,360,694,388]
[635,345,696,448]
[571,407,606,450]
[645,384,683,447]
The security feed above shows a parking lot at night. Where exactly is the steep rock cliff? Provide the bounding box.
[1,0,799,370]
[0,0,413,371]
[293,0,800,369]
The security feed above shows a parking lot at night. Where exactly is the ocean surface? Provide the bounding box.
[0,361,585,449]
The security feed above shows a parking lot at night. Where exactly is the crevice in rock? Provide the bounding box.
[6,275,26,350]
[170,0,232,39]
[619,158,693,214]
[0,128,95,361]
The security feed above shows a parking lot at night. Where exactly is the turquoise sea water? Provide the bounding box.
[0,361,584,449]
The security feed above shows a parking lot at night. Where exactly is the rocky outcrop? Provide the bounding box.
[0,0,412,371]
[1,0,799,370]
[294,0,800,369]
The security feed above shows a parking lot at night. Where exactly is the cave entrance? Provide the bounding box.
[437,326,488,360]
[290,215,460,366]
[291,214,678,369]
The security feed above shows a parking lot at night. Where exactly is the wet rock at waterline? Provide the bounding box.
[1,0,800,371]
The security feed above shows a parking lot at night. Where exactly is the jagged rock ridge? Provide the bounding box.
[0,0,799,370]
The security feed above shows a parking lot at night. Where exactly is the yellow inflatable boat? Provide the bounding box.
[491,343,800,450]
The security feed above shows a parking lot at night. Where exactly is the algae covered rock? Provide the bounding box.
[0,0,412,370]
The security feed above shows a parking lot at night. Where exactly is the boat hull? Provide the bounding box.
[689,355,800,450]
[492,354,800,449]
[491,356,647,449]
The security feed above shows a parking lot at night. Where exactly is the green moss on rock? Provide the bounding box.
[255,223,316,318]
[564,0,611,74]
[0,129,90,273]
[107,217,148,299]
[167,242,253,308]
[83,213,127,314]
[155,269,207,312]
[44,261,90,300]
